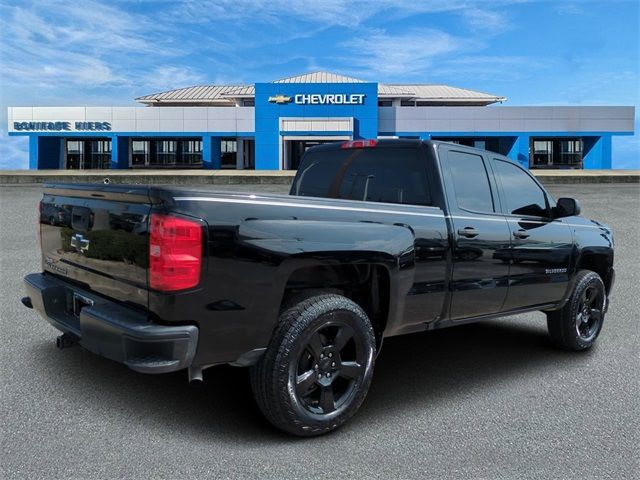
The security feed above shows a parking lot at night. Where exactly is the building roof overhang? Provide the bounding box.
[135,71,507,106]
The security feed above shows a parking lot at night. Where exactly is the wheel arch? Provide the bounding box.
[279,261,393,347]
[230,219,416,363]
[576,247,614,295]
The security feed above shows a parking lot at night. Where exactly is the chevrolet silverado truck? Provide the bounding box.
[22,139,615,436]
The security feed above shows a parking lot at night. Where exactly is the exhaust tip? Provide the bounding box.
[21,297,33,309]
[188,366,204,386]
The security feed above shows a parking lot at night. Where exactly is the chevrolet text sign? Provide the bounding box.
[294,94,365,105]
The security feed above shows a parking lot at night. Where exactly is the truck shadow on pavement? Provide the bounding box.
[31,316,592,443]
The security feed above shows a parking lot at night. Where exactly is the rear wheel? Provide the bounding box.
[250,294,376,436]
[547,270,606,350]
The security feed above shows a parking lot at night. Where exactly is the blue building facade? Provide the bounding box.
[7,72,635,170]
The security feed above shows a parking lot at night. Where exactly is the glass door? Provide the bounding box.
[65,140,84,169]
[89,140,111,169]
[131,140,150,167]
[531,140,553,167]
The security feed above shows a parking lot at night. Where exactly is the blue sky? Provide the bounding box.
[0,0,638,168]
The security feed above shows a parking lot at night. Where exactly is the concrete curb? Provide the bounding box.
[0,170,638,185]
[532,170,640,184]
[0,170,297,185]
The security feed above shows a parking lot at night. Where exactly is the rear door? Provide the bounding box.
[490,158,574,308]
[439,146,512,319]
[39,185,152,309]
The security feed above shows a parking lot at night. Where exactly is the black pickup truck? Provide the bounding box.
[22,139,614,436]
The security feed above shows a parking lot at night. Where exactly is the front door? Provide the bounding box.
[491,157,574,308]
[440,147,512,320]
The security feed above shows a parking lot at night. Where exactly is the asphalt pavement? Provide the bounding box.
[1,183,638,479]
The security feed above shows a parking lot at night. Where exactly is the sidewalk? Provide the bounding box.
[0,169,638,185]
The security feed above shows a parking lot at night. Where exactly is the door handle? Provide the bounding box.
[513,230,530,239]
[457,227,479,238]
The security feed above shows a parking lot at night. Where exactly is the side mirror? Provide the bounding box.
[555,197,581,218]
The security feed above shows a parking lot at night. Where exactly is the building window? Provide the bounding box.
[89,140,111,169]
[532,140,553,167]
[182,139,202,165]
[130,138,203,168]
[242,99,255,106]
[378,100,392,106]
[155,140,177,166]
[530,138,583,169]
[558,139,583,166]
[65,139,111,169]
[221,139,237,169]
[66,140,84,169]
[131,140,150,166]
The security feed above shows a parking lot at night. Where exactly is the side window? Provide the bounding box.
[494,159,548,217]
[447,150,494,213]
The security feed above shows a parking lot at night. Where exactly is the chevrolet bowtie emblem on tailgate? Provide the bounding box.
[70,233,90,253]
[268,94,292,104]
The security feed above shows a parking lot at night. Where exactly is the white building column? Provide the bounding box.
[236,137,244,169]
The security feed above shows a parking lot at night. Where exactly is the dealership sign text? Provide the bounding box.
[294,94,365,105]
[269,94,366,105]
[13,122,112,132]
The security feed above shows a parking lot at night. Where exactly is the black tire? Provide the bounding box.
[547,270,606,351]
[250,294,376,436]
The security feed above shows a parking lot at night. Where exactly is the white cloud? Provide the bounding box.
[2,53,121,89]
[171,0,529,26]
[341,29,464,78]
[139,66,208,92]
[433,55,544,82]
[554,3,589,16]
[0,0,191,94]
[462,8,509,31]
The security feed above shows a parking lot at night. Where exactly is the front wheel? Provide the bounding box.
[547,270,606,351]
[250,294,376,436]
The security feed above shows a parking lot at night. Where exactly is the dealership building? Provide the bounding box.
[7,71,635,170]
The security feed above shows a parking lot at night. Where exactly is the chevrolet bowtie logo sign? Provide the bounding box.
[70,233,90,253]
[268,94,292,104]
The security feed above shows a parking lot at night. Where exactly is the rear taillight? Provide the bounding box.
[340,139,378,149]
[149,214,202,292]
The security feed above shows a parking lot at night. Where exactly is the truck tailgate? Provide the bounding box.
[39,184,152,309]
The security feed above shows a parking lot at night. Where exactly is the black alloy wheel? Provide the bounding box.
[293,320,366,416]
[574,284,603,342]
[547,269,606,351]
[250,294,376,436]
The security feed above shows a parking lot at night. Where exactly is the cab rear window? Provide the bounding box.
[290,148,431,206]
